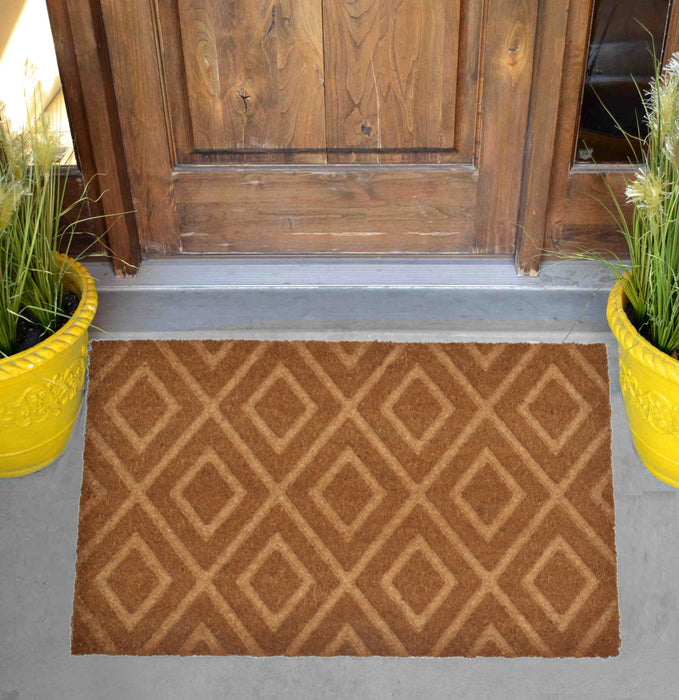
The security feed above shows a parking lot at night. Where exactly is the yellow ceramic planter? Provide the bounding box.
[0,256,98,477]
[607,280,679,487]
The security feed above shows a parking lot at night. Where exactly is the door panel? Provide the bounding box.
[551,168,632,253]
[99,0,537,256]
[323,0,460,163]
[177,0,326,154]
[174,166,478,253]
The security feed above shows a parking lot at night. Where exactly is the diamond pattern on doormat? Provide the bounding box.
[72,340,619,657]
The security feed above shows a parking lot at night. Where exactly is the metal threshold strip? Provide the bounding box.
[85,257,617,292]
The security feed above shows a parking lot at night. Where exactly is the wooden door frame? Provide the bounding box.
[47,0,140,276]
[51,0,672,275]
[516,0,679,275]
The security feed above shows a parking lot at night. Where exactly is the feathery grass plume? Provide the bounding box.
[625,169,666,215]
[665,53,679,77]
[0,108,28,182]
[662,127,679,170]
[29,107,61,175]
[0,180,23,229]
[554,51,679,357]
[623,52,679,355]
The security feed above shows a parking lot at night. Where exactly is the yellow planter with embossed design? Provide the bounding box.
[0,256,98,477]
[607,280,679,487]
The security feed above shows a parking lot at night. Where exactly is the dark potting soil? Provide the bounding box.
[13,291,81,355]
[624,302,679,360]
[624,303,652,343]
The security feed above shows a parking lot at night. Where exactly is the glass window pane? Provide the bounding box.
[575,0,671,163]
[0,0,75,165]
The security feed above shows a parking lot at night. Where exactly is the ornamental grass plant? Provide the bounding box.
[588,52,679,358]
[0,97,102,358]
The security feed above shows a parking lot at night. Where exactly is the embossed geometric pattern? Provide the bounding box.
[237,533,314,632]
[382,366,454,452]
[311,447,386,541]
[171,447,245,540]
[382,535,456,630]
[518,367,591,453]
[106,364,179,451]
[73,340,619,657]
[96,534,172,632]
[244,364,317,451]
[451,447,525,542]
[528,541,596,627]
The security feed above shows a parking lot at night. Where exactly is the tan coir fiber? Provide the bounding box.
[72,340,619,657]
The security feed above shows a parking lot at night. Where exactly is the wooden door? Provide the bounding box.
[516,0,679,273]
[95,0,538,256]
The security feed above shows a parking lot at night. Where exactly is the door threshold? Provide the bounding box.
[86,258,617,335]
[85,257,616,292]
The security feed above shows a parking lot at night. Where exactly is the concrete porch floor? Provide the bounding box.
[1,260,677,699]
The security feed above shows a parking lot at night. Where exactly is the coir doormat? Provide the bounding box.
[72,340,619,657]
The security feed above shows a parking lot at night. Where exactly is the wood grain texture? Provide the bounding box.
[153,0,195,162]
[39,170,117,259]
[56,169,105,258]
[323,0,460,163]
[178,0,326,158]
[663,0,679,62]
[160,0,481,166]
[545,169,632,257]
[540,0,593,260]
[455,0,484,163]
[475,0,538,254]
[515,0,570,274]
[99,0,179,254]
[173,167,479,254]
[47,0,140,275]
[541,0,646,262]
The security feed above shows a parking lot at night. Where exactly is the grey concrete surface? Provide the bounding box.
[1,283,678,700]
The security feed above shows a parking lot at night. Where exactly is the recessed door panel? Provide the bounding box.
[323,0,460,163]
[177,0,326,155]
